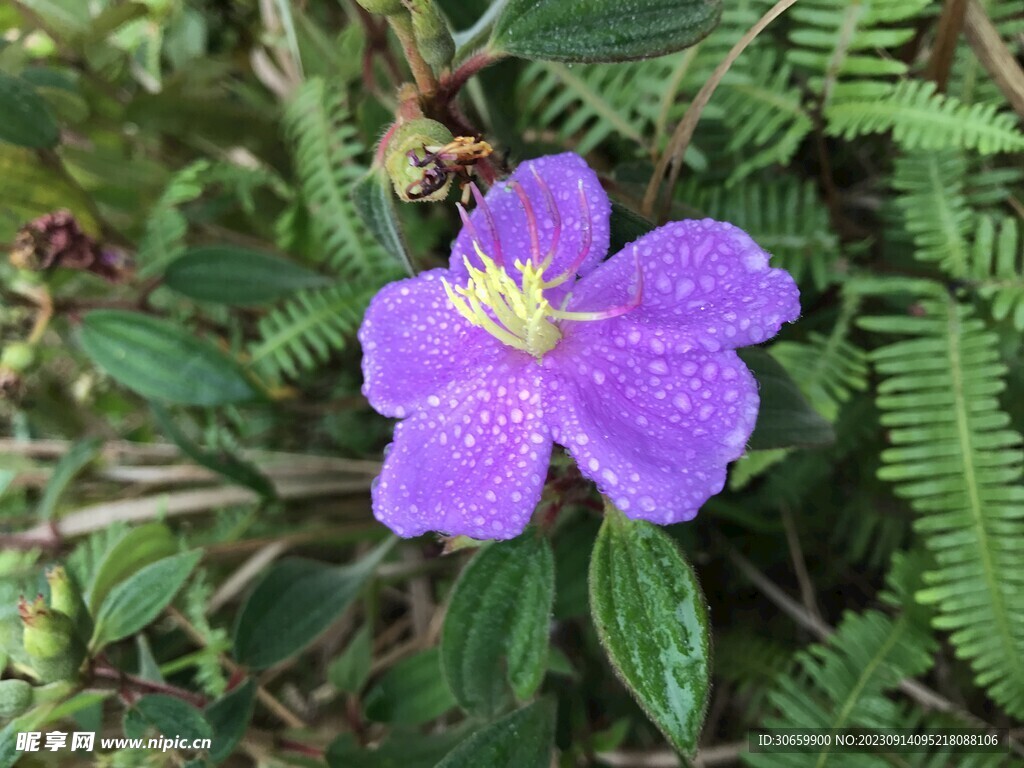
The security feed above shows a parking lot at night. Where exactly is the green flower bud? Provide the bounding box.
[384,118,456,203]
[355,0,405,15]
[0,679,33,719]
[405,0,454,72]
[46,567,92,643]
[0,343,35,373]
[18,597,86,683]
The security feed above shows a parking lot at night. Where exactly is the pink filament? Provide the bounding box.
[470,183,503,268]
[509,181,541,266]
[530,166,561,266]
[559,182,593,281]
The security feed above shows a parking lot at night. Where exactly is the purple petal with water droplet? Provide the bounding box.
[372,361,552,539]
[566,219,800,354]
[359,269,508,418]
[545,336,759,524]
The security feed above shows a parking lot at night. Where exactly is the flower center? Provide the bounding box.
[442,172,643,360]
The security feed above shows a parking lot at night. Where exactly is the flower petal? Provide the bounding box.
[566,219,800,353]
[546,332,759,524]
[359,268,506,418]
[450,153,610,298]
[372,361,552,540]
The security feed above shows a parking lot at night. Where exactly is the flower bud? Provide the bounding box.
[46,567,92,643]
[1,343,36,373]
[0,679,33,719]
[355,0,405,15]
[384,118,456,203]
[18,597,86,683]
[404,0,454,72]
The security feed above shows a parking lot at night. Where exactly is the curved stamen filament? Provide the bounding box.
[470,182,503,268]
[530,167,561,269]
[509,181,542,267]
[543,181,592,290]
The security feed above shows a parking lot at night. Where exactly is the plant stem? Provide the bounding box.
[389,12,438,94]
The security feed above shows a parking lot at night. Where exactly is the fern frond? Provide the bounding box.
[136,160,210,275]
[971,215,1024,331]
[517,60,657,153]
[714,50,812,185]
[284,78,389,278]
[744,553,936,767]
[787,0,930,105]
[827,79,1024,154]
[250,280,383,379]
[892,151,972,277]
[771,295,868,422]
[857,282,1024,717]
[679,177,839,289]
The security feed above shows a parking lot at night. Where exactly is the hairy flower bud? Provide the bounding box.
[0,679,33,719]
[384,118,456,203]
[46,567,92,643]
[403,0,454,72]
[18,597,86,683]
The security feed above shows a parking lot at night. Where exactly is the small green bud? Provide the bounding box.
[355,0,405,15]
[384,118,456,203]
[404,0,454,72]
[18,597,86,683]
[0,343,35,373]
[0,679,33,719]
[45,567,92,643]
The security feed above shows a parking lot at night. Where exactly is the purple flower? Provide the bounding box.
[359,153,799,540]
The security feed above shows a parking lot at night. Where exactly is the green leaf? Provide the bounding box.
[35,437,102,521]
[364,647,457,724]
[79,310,257,406]
[739,348,836,450]
[233,539,393,669]
[492,0,721,63]
[441,533,554,717]
[205,679,255,764]
[87,523,179,614]
[0,73,59,148]
[352,170,414,275]
[163,246,330,305]
[327,625,372,693]
[609,201,655,254]
[124,694,212,743]
[435,699,555,768]
[91,550,202,649]
[589,506,711,756]
[151,403,275,499]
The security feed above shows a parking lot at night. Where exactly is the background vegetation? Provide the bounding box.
[0,0,1023,765]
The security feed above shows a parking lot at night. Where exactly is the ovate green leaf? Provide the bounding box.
[163,246,329,305]
[441,533,554,717]
[91,550,202,649]
[0,73,59,148]
[589,506,711,756]
[233,539,392,669]
[492,0,721,63]
[79,311,256,406]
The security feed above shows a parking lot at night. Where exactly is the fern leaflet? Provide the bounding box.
[892,151,972,277]
[284,78,389,279]
[744,553,936,768]
[827,79,1024,155]
[857,280,1024,717]
[787,0,930,105]
[250,281,383,379]
[971,215,1024,331]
